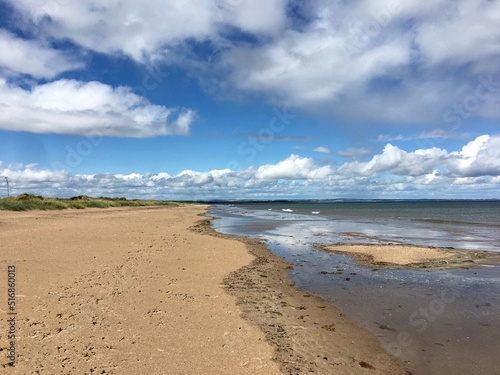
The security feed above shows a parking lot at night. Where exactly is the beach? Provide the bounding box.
[0,205,409,374]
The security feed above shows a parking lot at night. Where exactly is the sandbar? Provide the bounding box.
[320,243,500,269]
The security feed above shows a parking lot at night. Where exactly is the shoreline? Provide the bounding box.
[194,215,410,374]
[204,205,500,375]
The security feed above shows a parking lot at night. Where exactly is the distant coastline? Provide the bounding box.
[196,198,500,204]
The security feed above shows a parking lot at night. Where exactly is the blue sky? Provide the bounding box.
[0,0,499,200]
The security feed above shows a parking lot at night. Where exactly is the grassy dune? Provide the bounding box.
[0,194,179,211]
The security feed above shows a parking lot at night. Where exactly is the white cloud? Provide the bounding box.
[414,0,500,66]
[340,134,500,179]
[225,0,287,36]
[255,154,333,179]
[1,135,499,199]
[340,144,446,177]
[224,23,411,105]
[378,129,471,142]
[447,135,500,177]
[8,0,287,63]
[314,146,332,154]
[0,29,83,78]
[0,79,195,137]
[9,0,218,62]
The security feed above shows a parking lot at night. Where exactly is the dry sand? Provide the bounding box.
[1,206,409,374]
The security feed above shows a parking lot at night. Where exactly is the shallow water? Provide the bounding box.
[209,202,500,375]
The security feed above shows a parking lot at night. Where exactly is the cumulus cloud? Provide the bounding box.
[7,0,287,63]
[255,154,333,179]
[0,79,195,137]
[447,135,500,177]
[340,144,449,177]
[414,0,500,66]
[226,0,287,36]
[9,0,217,62]
[2,164,70,184]
[223,23,411,107]
[1,135,499,199]
[339,134,500,179]
[0,29,83,78]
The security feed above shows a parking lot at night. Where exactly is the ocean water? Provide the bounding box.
[209,200,500,375]
[216,200,500,250]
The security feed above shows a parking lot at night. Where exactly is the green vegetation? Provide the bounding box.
[0,193,179,211]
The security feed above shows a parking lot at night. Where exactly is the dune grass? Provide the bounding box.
[0,194,179,211]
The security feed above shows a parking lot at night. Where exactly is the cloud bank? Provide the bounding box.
[2,135,499,200]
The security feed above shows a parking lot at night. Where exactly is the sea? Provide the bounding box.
[208,200,500,375]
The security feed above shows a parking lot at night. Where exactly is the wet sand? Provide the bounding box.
[0,205,410,374]
[312,244,500,375]
[195,219,410,374]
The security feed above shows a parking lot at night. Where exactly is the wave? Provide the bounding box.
[413,218,500,227]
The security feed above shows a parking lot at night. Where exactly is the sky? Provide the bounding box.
[0,0,499,200]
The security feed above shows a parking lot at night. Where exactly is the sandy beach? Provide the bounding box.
[0,205,410,374]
